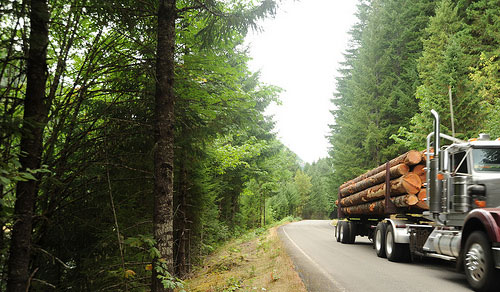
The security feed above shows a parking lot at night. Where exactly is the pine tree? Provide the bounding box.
[395,0,500,147]
[466,0,500,136]
[330,0,434,188]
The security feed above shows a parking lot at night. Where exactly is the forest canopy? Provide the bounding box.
[330,0,500,190]
[0,0,333,291]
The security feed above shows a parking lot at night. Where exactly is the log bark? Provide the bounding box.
[342,194,419,215]
[339,164,409,197]
[340,173,421,207]
[339,150,422,190]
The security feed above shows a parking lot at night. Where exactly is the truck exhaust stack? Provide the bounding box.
[429,109,442,214]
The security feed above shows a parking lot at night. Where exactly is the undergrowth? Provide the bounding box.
[184,217,305,292]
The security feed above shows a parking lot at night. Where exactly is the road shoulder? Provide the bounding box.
[278,222,346,292]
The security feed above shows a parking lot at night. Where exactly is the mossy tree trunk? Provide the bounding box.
[7,0,49,291]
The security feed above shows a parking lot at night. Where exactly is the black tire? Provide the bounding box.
[347,221,356,244]
[374,222,387,258]
[339,221,350,244]
[463,231,500,292]
[335,223,340,242]
[385,224,410,262]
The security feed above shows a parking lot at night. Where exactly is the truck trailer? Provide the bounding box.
[333,110,500,292]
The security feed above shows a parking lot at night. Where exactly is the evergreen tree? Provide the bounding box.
[303,158,334,219]
[294,169,312,218]
[330,0,434,189]
[395,0,500,147]
[394,0,481,148]
[464,0,500,137]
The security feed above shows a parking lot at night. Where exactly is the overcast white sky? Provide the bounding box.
[246,0,357,163]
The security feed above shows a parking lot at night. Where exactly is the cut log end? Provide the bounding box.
[415,201,429,210]
[412,164,426,184]
[398,164,410,175]
[401,173,422,195]
[415,188,429,210]
[406,194,419,206]
[417,188,427,201]
[412,164,425,175]
[405,150,423,165]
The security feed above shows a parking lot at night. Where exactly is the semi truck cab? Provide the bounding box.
[416,110,500,291]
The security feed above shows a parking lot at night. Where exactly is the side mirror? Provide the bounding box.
[442,149,449,172]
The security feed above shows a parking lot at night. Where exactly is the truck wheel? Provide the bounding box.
[464,231,500,292]
[339,221,350,244]
[334,224,340,242]
[347,221,356,243]
[375,222,387,258]
[385,224,410,262]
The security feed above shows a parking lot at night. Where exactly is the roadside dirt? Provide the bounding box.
[184,225,307,292]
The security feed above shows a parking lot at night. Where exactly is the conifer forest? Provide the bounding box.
[1,0,500,291]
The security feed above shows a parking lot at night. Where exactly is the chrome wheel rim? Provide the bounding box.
[385,230,393,256]
[375,229,382,252]
[465,243,486,282]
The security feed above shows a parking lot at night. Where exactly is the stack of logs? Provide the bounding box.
[336,150,428,216]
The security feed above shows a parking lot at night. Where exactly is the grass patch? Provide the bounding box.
[184,219,306,292]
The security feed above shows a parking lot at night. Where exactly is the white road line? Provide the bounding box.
[282,225,347,292]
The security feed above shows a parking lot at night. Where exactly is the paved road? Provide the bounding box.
[278,220,472,292]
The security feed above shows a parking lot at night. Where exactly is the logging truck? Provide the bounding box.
[333,110,500,292]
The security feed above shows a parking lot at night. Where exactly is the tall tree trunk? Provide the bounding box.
[263,199,266,226]
[7,0,49,291]
[259,192,263,227]
[230,181,240,228]
[152,0,176,291]
[175,158,188,277]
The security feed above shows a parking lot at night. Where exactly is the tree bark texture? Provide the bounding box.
[152,0,176,291]
[339,150,422,190]
[7,0,49,291]
[341,194,419,215]
[339,164,409,197]
[340,173,421,207]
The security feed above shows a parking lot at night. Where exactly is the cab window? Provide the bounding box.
[450,151,468,174]
[472,148,500,172]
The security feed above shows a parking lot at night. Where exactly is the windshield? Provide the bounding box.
[472,148,500,172]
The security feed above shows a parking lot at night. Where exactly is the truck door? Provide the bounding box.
[449,151,470,212]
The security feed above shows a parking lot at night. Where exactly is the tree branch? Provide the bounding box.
[176,5,203,15]
[193,0,227,17]
[33,247,72,269]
